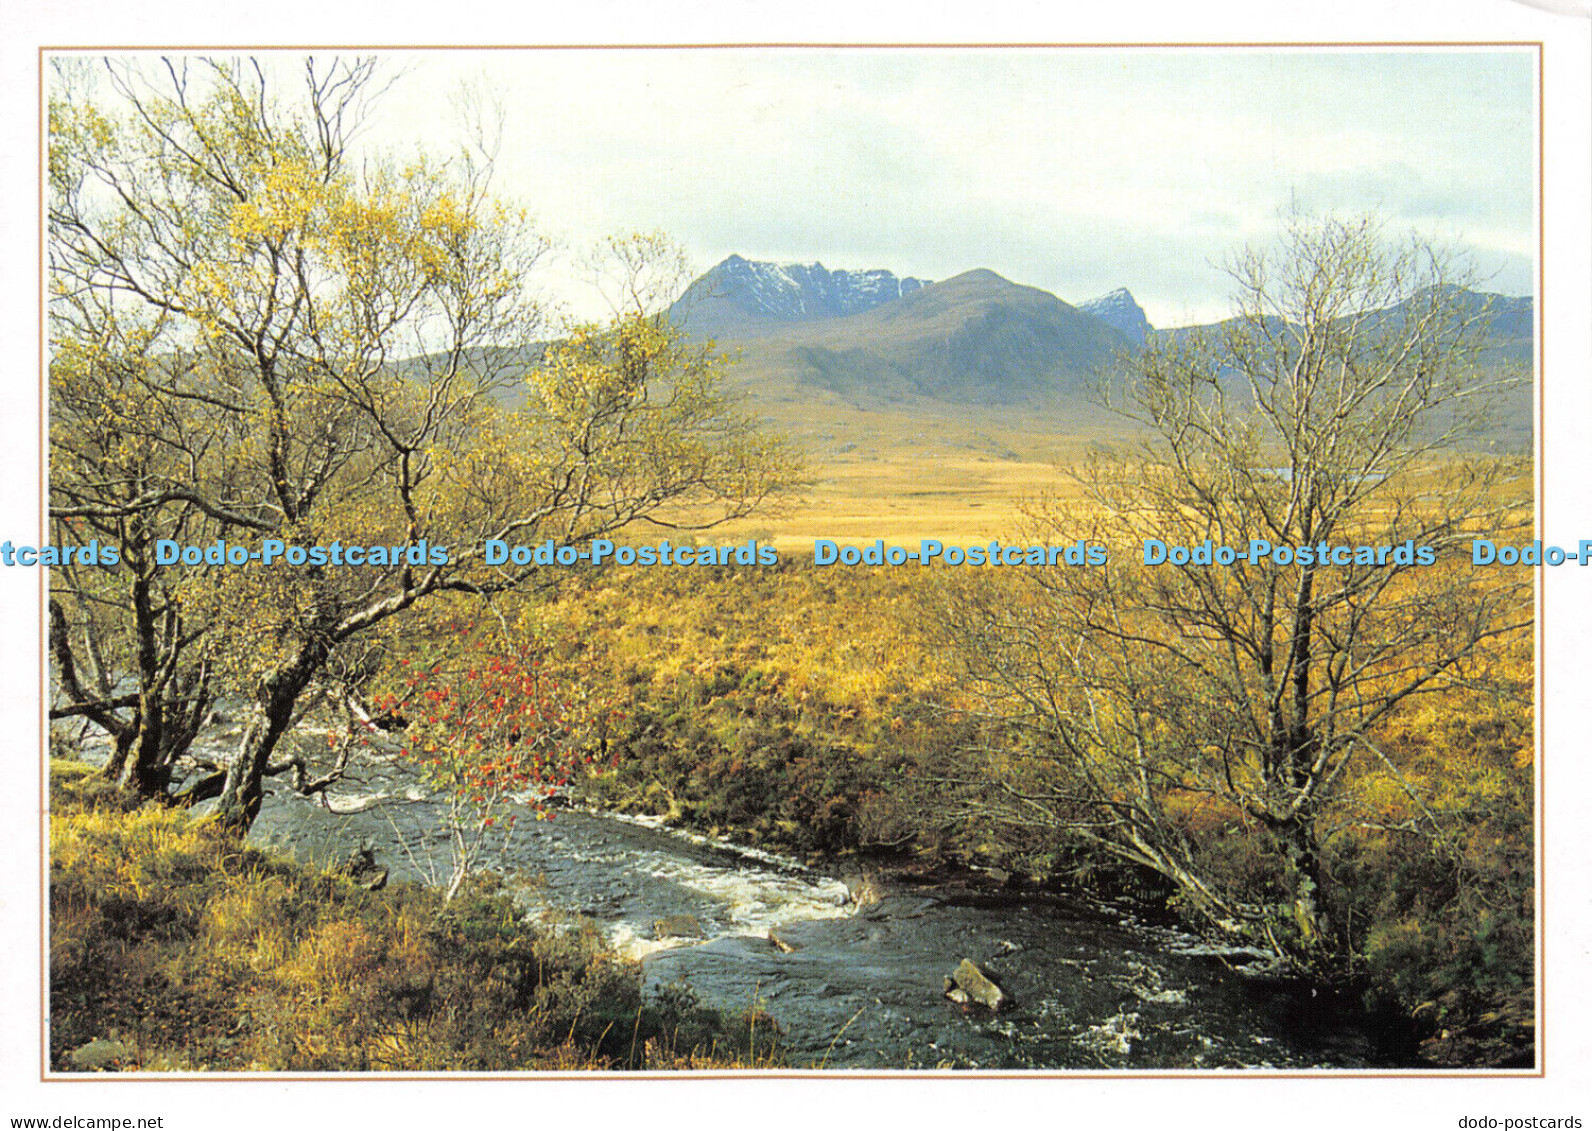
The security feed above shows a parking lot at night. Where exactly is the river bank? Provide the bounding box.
[532,564,1535,1070]
[53,645,1532,1072]
[219,741,1426,1071]
[49,759,778,1072]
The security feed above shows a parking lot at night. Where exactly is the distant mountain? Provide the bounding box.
[670,255,931,341]
[1351,288,1534,448]
[690,265,1134,406]
[1152,287,1533,449]
[1385,287,1533,368]
[1158,287,1533,369]
[1078,287,1152,347]
[659,254,1529,439]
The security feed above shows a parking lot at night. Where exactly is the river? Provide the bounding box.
[231,733,1410,1071]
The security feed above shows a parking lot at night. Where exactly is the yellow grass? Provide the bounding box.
[702,389,1531,555]
[706,392,1118,552]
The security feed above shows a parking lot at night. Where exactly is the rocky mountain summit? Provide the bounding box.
[660,254,1529,439]
[1078,287,1153,347]
[671,255,931,339]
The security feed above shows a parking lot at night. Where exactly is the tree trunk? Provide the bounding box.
[118,561,172,797]
[1278,813,1329,952]
[1121,825,1258,942]
[211,642,327,832]
[100,726,136,784]
[119,693,168,795]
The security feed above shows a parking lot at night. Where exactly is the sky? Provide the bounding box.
[351,46,1538,327]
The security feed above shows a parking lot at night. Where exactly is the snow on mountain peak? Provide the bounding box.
[703,256,930,321]
[1078,287,1152,346]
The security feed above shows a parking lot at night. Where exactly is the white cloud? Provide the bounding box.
[360,46,1536,325]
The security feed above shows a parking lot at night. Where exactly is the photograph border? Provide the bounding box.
[31,37,1550,1085]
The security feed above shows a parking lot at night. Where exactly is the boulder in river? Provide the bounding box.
[943,958,1009,1011]
[842,872,884,908]
[653,914,707,940]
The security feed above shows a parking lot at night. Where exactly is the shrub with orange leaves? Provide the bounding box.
[375,632,594,900]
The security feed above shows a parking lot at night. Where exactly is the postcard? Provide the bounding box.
[4,1,1589,1128]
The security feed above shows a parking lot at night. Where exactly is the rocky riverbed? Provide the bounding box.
[235,740,1412,1071]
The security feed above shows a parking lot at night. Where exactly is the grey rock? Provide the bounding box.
[653,914,706,940]
[944,957,1009,1011]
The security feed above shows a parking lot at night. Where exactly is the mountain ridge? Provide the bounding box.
[665,255,1530,436]
[670,255,932,342]
[671,258,1139,407]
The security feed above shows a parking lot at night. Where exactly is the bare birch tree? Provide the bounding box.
[940,213,1531,959]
